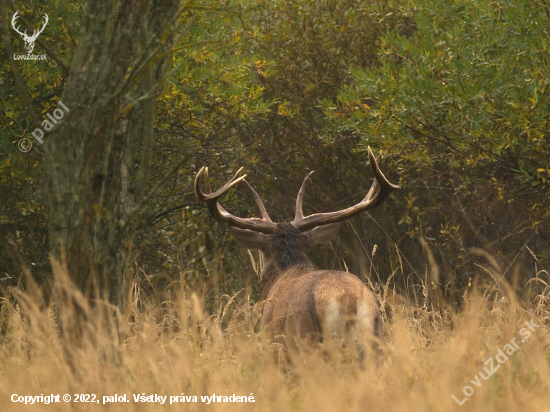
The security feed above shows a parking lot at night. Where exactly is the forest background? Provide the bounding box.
[1,0,549,315]
[1,1,550,411]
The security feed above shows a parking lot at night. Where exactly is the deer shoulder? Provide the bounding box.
[195,147,400,357]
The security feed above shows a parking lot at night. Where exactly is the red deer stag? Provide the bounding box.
[195,147,400,360]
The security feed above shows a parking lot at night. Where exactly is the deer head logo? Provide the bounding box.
[11,11,49,54]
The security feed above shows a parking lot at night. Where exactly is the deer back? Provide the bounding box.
[195,147,399,353]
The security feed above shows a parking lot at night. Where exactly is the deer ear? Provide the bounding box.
[306,222,341,247]
[228,225,268,251]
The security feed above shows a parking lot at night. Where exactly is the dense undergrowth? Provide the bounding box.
[1,252,549,412]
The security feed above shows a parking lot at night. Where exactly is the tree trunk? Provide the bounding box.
[45,0,179,310]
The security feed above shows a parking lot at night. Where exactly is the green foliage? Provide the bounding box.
[130,0,411,306]
[330,0,550,184]
[2,0,549,308]
[321,0,550,289]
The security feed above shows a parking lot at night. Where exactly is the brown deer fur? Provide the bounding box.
[195,148,399,359]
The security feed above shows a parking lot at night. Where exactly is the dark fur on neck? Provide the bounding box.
[259,223,315,300]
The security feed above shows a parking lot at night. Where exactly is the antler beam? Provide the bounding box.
[194,167,277,234]
[291,147,400,232]
[11,11,27,37]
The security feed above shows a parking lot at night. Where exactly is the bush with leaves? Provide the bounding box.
[321,0,550,295]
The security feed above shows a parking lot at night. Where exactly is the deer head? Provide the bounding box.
[195,147,400,359]
[11,11,49,54]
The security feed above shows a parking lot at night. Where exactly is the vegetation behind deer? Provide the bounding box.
[1,244,549,412]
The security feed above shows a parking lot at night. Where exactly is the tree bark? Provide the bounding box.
[45,0,180,310]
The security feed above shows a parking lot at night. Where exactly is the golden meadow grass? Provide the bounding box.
[1,254,550,412]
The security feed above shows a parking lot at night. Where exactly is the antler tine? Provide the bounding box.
[11,11,26,36]
[291,147,400,232]
[364,146,400,206]
[203,167,213,195]
[195,166,246,201]
[243,179,273,222]
[36,13,49,37]
[195,167,277,234]
[195,166,245,219]
[294,171,314,221]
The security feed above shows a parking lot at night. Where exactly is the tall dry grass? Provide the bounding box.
[1,253,549,412]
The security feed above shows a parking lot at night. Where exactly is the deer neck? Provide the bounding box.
[258,250,314,301]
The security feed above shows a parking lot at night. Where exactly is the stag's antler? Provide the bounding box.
[11,11,27,37]
[11,12,48,54]
[195,167,277,233]
[31,13,49,40]
[195,147,399,234]
[11,11,49,39]
[290,147,400,232]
